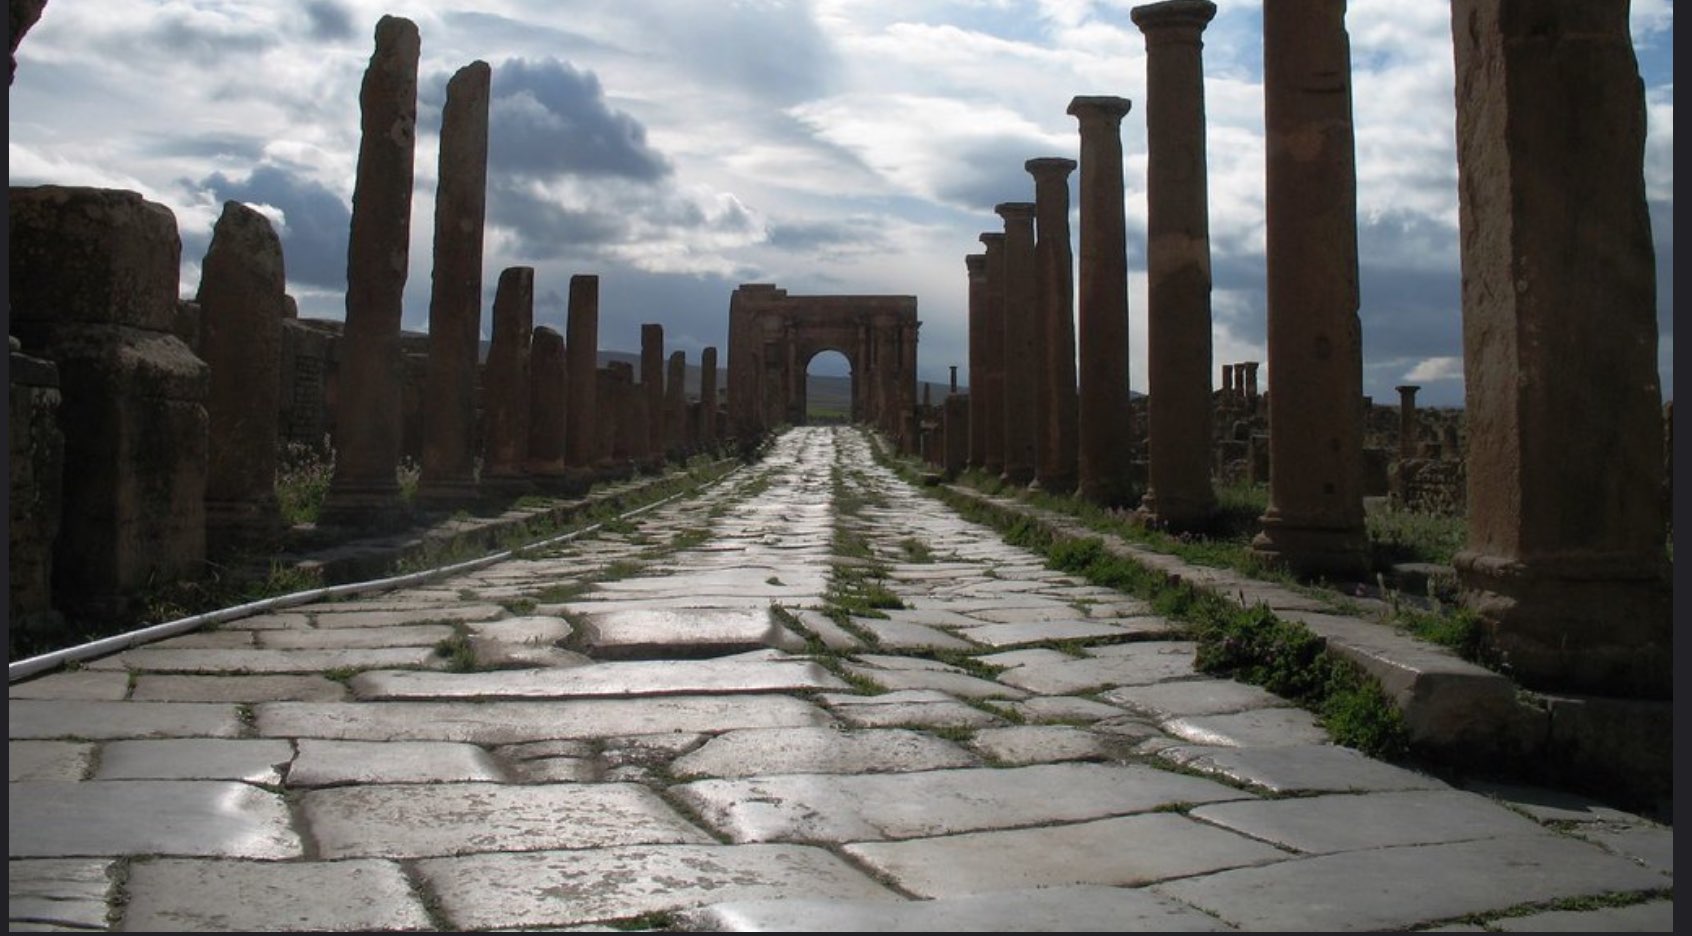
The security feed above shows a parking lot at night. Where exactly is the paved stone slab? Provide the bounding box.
[787,608,863,651]
[218,612,312,630]
[93,739,294,783]
[1189,789,1547,854]
[1153,834,1669,931]
[7,859,115,930]
[1463,782,1646,825]
[349,657,847,700]
[997,642,1197,693]
[120,858,431,932]
[129,674,350,702]
[848,615,976,651]
[847,812,1289,897]
[1009,695,1131,724]
[819,690,1002,730]
[8,741,94,781]
[577,607,808,658]
[1494,900,1675,932]
[674,763,1250,843]
[85,646,442,674]
[258,623,456,649]
[966,605,1112,625]
[1153,743,1450,794]
[967,725,1115,765]
[956,619,1135,647]
[286,739,507,786]
[879,608,990,630]
[417,844,898,930]
[150,630,258,649]
[671,727,978,778]
[841,662,1025,700]
[977,648,1074,669]
[463,615,584,667]
[9,781,301,859]
[1101,678,1293,719]
[685,884,1230,932]
[256,695,833,743]
[8,670,131,700]
[302,782,713,858]
[306,603,505,626]
[1163,707,1330,747]
[10,700,241,739]
[1576,824,1674,874]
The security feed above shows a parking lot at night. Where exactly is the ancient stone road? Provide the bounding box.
[8,427,1673,931]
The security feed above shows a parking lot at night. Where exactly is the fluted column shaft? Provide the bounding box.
[1028,158,1079,494]
[995,202,1039,486]
[977,234,1008,475]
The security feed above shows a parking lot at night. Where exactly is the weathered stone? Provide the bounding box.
[525,325,567,477]
[10,186,182,332]
[564,274,599,467]
[942,392,969,479]
[259,622,454,649]
[7,670,129,701]
[1068,96,1136,506]
[1026,158,1080,495]
[1495,900,1675,933]
[286,739,505,786]
[320,16,421,530]
[666,349,687,457]
[642,323,665,459]
[120,858,432,932]
[842,661,1024,700]
[1101,678,1291,719]
[995,201,1039,487]
[672,726,977,779]
[1162,707,1329,747]
[968,724,1115,766]
[480,267,535,489]
[955,618,1129,648]
[976,236,1008,475]
[1449,0,1669,697]
[1155,743,1449,795]
[9,700,241,739]
[9,342,62,638]
[847,614,974,651]
[820,689,1001,730]
[93,739,294,783]
[688,885,1230,933]
[576,607,808,659]
[1189,789,1547,854]
[699,345,719,446]
[996,641,1197,694]
[9,781,301,858]
[7,859,116,931]
[964,253,988,469]
[8,741,93,781]
[86,646,440,674]
[1248,1,1369,576]
[129,674,349,703]
[349,656,846,700]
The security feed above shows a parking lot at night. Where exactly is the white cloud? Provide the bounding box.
[1405,356,1464,383]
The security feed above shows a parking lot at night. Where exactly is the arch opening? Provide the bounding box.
[802,349,853,425]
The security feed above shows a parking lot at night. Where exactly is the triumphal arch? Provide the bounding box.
[726,284,919,442]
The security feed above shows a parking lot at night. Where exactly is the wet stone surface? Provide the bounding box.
[5,427,1671,930]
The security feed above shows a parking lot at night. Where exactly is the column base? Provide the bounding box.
[1248,513,1370,580]
[478,473,538,500]
[414,478,481,509]
[318,480,410,533]
[1077,475,1137,510]
[1137,488,1216,533]
[206,498,286,554]
[1030,473,1077,496]
[1454,549,1671,699]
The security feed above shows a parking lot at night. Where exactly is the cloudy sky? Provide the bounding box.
[10,0,1675,408]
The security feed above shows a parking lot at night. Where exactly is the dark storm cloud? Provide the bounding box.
[765,218,888,254]
[201,166,350,290]
[144,12,277,65]
[303,1,356,42]
[485,182,628,261]
[487,58,671,182]
[935,136,1072,212]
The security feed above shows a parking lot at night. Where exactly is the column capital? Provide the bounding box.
[1067,95,1132,125]
[1130,0,1217,35]
[965,253,986,276]
[1025,156,1078,180]
[1395,385,1420,397]
[979,231,1005,249]
[994,201,1036,221]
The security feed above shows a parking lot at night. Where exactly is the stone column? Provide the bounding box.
[964,253,988,469]
[322,15,420,530]
[943,393,969,480]
[1069,95,1136,506]
[1222,364,1234,398]
[1450,0,1668,697]
[10,337,63,638]
[198,201,285,549]
[418,60,492,506]
[641,323,664,459]
[1133,0,1218,530]
[1028,157,1080,495]
[666,350,687,459]
[563,274,599,467]
[996,201,1039,487]
[609,361,640,463]
[1243,360,1260,406]
[949,365,959,394]
[1395,384,1419,461]
[526,326,566,481]
[977,234,1008,475]
[480,267,534,492]
[699,346,718,447]
[1247,2,1369,577]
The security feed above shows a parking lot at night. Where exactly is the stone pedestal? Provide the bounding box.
[480,267,535,495]
[1450,0,1669,698]
[976,237,1007,476]
[321,16,420,531]
[995,201,1039,487]
[526,326,567,481]
[564,274,599,467]
[418,60,492,507]
[641,323,664,457]
[9,338,63,640]
[1027,158,1079,495]
[1069,95,1136,507]
[1248,2,1370,577]
[1133,0,1218,530]
[198,201,285,549]
[699,346,719,447]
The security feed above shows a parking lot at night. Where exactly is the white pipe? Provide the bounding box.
[8,463,742,683]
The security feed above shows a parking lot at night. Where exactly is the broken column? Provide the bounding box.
[699,346,719,447]
[1450,0,1668,697]
[1247,2,1369,577]
[1395,384,1419,461]
[1068,95,1136,507]
[525,326,567,483]
[418,59,491,506]
[666,350,687,460]
[563,274,599,468]
[1133,0,1218,530]
[1028,157,1080,495]
[10,186,208,616]
[1243,360,1260,407]
[199,200,285,547]
[995,201,1039,487]
[1222,364,1234,398]
[480,267,534,494]
[965,253,988,470]
[321,15,420,530]
[641,323,665,460]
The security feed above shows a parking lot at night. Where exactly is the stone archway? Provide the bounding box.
[726,284,919,443]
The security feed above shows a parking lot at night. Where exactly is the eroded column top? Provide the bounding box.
[1130,0,1217,34]
[1025,157,1078,180]
[1067,95,1132,123]
[979,232,1006,248]
[966,254,987,277]
[994,201,1036,222]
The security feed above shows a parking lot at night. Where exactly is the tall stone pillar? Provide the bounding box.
[418,60,491,506]
[1027,157,1080,495]
[1222,364,1234,397]
[563,274,599,468]
[964,253,989,469]
[1243,360,1260,406]
[1134,0,1218,530]
[609,361,640,463]
[949,365,959,394]
[666,350,687,459]
[321,15,420,530]
[699,346,718,447]
[480,267,534,492]
[943,393,969,480]
[996,201,1039,487]
[1450,0,1668,697]
[1395,384,1419,461]
[526,326,566,481]
[977,234,1008,476]
[1068,95,1136,507]
[641,323,664,459]
[199,201,285,549]
[1247,2,1369,577]
[10,336,62,639]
